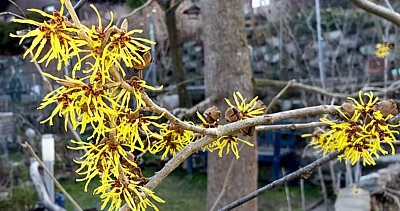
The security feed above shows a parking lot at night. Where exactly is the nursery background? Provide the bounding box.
[0,0,400,210]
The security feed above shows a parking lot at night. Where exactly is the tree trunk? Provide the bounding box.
[201,0,257,210]
[165,4,191,108]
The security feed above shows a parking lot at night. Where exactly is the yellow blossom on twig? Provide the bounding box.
[303,91,399,166]
[375,42,394,58]
[10,0,86,70]
[149,123,195,159]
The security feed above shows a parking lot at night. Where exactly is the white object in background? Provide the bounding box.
[334,186,370,211]
[42,134,55,162]
[42,134,55,203]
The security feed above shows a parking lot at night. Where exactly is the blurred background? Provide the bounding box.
[0,0,400,210]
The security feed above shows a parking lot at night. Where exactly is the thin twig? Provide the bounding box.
[384,191,400,209]
[282,168,292,211]
[21,142,83,211]
[64,0,92,48]
[217,151,340,211]
[142,105,338,192]
[139,90,218,135]
[0,11,25,19]
[256,122,327,131]
[317,166,328,210]
[8,0,27,19]
[265,79,294,113]
[255,78,400,99]
[116,0,153,26]
[385,188,400,195]
[173,94,216,119]
[65,0,88,18]
[255,78,349,98]
[384,0,395,13]
[329,161,337,193]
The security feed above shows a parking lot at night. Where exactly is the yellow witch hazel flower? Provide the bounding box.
[106,29,155,76]
[375,42,394,58]
[68,138,139,192]
[196,110,255,159]
[149,123,195,159]
[38,73,121,142]
[115,109,164,152]
[303,91,399,166]
[347,91,378,114]
[225,91,266,120]
[10,0,86,70]
[113,76,162,112]
[216,135,254,159]
[78,4,155,79]
[69,138,165,211]
[94,178,165,211]
[16,0,165,210]
[78,4,115,80]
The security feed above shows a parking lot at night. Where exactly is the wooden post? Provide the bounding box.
[42,134,55,203]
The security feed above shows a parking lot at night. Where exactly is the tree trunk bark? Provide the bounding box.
[201,0,257,210]
[165,4,191,108]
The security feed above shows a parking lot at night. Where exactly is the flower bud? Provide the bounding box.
[375,100,398,117]
[203,106,221,123]
[339,100,355,119]
[225,106,243,122]
[254,100,267,114]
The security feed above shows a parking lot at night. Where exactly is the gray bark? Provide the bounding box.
[201,0,257,210]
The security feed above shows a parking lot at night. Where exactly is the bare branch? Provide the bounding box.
[142,105,338,192]
[116,0,153,26]
[256,78,349,98]
[265,80,294,113]
[173,94,216,119]
[119,79,218,135]
[216,105,338,136]
[140,91,218,135]
[21,142,83,211]
[8,0,27,19]
[384,191,400,209]
[0,11,25,19]
[350,0,400,27]
[64,0,92,48]
[256,78,400,99]
[65,0,88,18]
[217,151,340,211]
[255,122,327,131]
[384,0,395,12]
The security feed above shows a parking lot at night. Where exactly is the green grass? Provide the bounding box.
[60,179,102,210]
[60,167,320,211]
[257,183,322,211]
[4,166,321,211]
[147,168,207,210]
